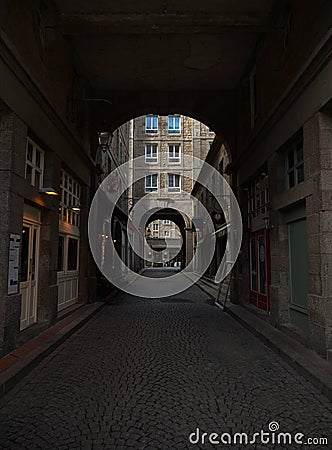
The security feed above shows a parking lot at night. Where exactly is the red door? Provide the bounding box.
[249,230,270,312]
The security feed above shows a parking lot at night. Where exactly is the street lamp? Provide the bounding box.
[98,131,112,149]
[39,187,59,196]
[70,204,81,212]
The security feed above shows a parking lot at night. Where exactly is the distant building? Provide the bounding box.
[192,138,230,279]
[130,114,214,266]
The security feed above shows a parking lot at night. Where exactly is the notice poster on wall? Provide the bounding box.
[8,233,21,295]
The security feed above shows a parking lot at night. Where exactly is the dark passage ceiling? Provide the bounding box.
[54,0,275,138]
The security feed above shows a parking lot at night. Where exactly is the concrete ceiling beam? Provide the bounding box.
[56,12,271,35]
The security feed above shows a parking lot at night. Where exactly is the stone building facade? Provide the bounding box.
[192,138,230,278]
[184,0,332,358]
[131,115,214,199]
[213,3,332,358]
[229,108,332,359]
[148,219,181,240]
[94,125,132,296]
[130,114,214,266]
[0,20,92,355]
[0,4,127,357]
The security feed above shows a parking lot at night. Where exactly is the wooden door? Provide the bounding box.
[249,230,270,312]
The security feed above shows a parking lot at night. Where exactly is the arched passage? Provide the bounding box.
[145,209,189,268]
[99,113,232,275]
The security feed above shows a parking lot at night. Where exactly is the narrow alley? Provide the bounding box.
[0,2,332,448]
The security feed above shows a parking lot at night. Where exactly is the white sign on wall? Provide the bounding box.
[8,233,20,295]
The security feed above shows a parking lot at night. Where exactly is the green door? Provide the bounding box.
[288,217,309,333]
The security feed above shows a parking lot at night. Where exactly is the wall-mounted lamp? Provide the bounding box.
[39,187,59,196]
[70,204,81,212]
[98,131,112,148]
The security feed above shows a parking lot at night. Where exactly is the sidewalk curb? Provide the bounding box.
[197,281,332,401]
[0,302,105,399]
[195,278,218,302]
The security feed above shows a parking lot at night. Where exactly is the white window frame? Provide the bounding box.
[164,231,170,237]
[163,219,171,225]
[60,169,81,227]
[168,144,181,163]
[25,138,44,189]
[286,140,304,189]
[57,234,66,273]
[145,174,158,192]
[153,223,159,231]
[57,234,79,274]
[145,116,158,134]
[168,174,181,193]
[168,115,181,134]
[145,144,158,163]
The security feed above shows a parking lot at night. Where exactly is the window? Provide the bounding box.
[57,235,65,271]
[145,116,158,134]
[287,139,304,189]
[153,223,159,231]
[168,145,181,163]
[168,115,181,134]
[67,237,79,271]
[168,174,181,192]
[57,235,79,273]
[164,219,171,225]
[60,169,81,227]
[164,231,170,237]
[145,174,158,192]
[247,173,269,229]
[25,138,44,189]
[145,144,158,163]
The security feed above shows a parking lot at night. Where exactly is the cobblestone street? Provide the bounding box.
[0,271,331,449]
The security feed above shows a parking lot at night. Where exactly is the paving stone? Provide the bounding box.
[0,279,331,449]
